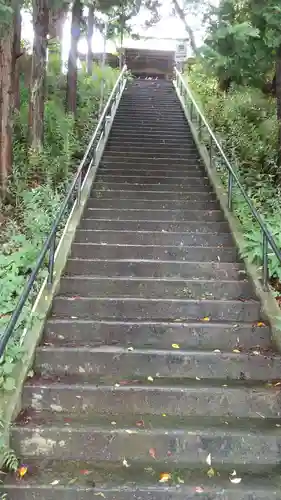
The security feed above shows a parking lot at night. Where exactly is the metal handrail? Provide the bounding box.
[0,64,128,356]
[174,67,281,289]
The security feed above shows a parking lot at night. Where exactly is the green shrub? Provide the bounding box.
[186,63,281,281]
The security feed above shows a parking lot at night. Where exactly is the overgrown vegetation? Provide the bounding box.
[186,64,281,284]
[176,0,281,288]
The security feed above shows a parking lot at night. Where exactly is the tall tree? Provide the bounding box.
[0,0,18,197]
[13,3,21,110]
[28,0,49,151]
[87,2,95,74]
[66,0,82,114]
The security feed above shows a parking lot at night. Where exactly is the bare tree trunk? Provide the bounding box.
[87,3,95,75]
[276,45,281,168]
[66,0,82,114]
[28,0,48,151]
[172,0,198,56]
[13,5,21,111]
[0,10,15,197]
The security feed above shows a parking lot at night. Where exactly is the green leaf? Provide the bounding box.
[3,377,15,392]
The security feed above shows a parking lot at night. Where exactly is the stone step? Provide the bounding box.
[35,346,278,382]
[99,163,204,173]
[91,190,217,202]
[51,296,259,322]
[95,176,209,187]
[74,230,234,246]
[94,183,211,194]
[113,119,188,126]
[3,484,281,500]
[22,383,281,419]
[109,130,193,140]
[102,150,197,159]
[70,243,238,262]
[64,259,244,280]
[44,319,270,350]
[106,145,197,154]
[110,125,190,133]
[79,219,230,233]
[98,168,203,177]
[58,277,251,301]
[11,422,281,466]
[87,198,221,210]
[101,156,200,165]
[83,209,224,222]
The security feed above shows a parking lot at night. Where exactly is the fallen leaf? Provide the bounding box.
[127,347,134,351]
[206,453,212,466]
[213,349,221,353]
[94,494,106,498]
[196,377,201,381]
[230,477,242,484]
[195,486,204,493]
[147,376,154,382]
[149,448,157,459]
[232,349,240,353]
[125,429,134,434]
[68,478,78,485]
[18,466,28,478]
[122,458,130,468]
[159,472,171,483]
[114,383,120,387]
[254,321,266,327]
[202,317,210,322]
[50,480,60,486]
[80,470,90,475]
[136,419,145,427]
[178,477,185,484]
[172,344,180,349]
[207,467,215,478]
[111,421,117,425]
[162,413,167,417]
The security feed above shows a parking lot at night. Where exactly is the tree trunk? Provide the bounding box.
[66,0,82,114]
[28,0,48,151]
[276,45,281,168]
[0,9,15,197]
[172,0,198,56]
[87,3,95,75]
[13,5,21,111]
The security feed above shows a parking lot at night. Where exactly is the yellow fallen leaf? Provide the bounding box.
[159,472,171,483]
[207,467,215,478]
[162,413,167,417]
[202,317,210,322]
[147,376,154,382]
[172,344,180,349]
[18,466,28,478]
[232,349,240,353]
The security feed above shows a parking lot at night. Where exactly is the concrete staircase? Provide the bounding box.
[5,79,281,498]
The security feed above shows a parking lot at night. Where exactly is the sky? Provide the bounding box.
[21,1,215,57]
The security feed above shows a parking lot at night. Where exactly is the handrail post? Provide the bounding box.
[227,171,233,211]
[48,232,56,285]
[198,115,202,141]
[209,136,213,167]
[76,171,82,205]
[262,232,269,290]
